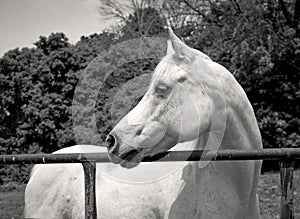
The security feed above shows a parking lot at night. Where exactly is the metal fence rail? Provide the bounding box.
[1,148,300,164]
[1,148,299,219]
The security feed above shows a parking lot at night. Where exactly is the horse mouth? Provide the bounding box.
[119,149,141,161]
[108,149,143,169]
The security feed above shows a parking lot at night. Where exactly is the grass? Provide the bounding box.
[258,170,300,219]
[0,170,299,218]
[0,190,24,219]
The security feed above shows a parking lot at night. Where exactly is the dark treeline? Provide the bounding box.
[0,0,299,185]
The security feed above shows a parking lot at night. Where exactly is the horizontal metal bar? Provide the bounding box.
[1,148,300,164]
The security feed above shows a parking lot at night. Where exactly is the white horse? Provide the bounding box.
[25,29,262,219]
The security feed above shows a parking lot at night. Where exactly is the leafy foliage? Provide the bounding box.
[167,0,300,149]
[0,1,299,185]
[0,7,166,184]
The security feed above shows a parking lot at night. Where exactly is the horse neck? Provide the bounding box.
[194,63,263,151]
[221,81,262,150]
[222,108,261,151]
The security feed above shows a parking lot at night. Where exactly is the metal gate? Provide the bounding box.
[1,148,300,219]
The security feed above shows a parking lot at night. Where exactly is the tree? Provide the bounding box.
[176,0,300,150]
[0,31,118,185]
[98,0,166,37]
[119,6,167,38]
[34,33,70,55]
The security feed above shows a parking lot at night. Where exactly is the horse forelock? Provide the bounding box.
[153,58,176,77]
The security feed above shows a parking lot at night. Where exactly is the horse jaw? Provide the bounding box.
[107,112,179,168]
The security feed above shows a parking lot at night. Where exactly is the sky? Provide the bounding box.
[0,0,115,56]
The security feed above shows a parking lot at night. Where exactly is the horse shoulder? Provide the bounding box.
[24,145,99,218]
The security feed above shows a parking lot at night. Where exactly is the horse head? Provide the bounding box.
[105,28,223,168]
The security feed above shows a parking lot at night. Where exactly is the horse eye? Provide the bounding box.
[155,84,169,94]
[177,76,187,83]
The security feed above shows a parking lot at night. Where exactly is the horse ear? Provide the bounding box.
[166,40,175,55]
[168,27,195,61]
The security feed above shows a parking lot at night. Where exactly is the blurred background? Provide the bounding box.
[0,0,299,218]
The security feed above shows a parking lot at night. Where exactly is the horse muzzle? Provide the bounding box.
[105,132,143,168]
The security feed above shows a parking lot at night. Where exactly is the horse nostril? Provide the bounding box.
[136,128,142,136]
[135,125,144,136]
[105,134,117,150]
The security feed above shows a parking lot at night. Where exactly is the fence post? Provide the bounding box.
[280,160,295,219]
[82,161,97,219]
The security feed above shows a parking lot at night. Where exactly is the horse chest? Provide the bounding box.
[25,160,254,219]
[96,167,185,219]
[95,163,240,219]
